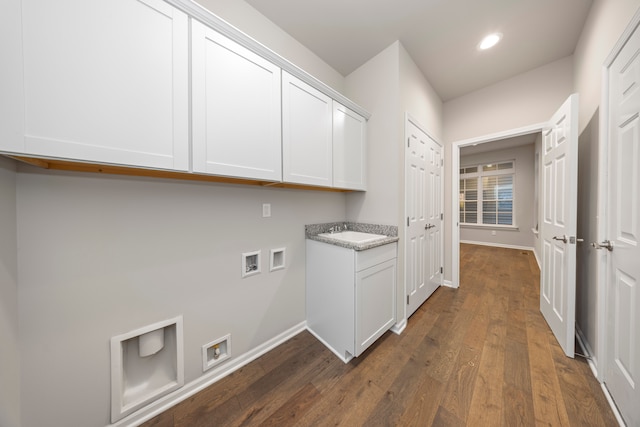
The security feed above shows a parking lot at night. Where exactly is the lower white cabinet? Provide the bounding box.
[306,239,397,362]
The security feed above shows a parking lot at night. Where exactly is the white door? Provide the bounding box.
[405,119,442,317]
[603,19,640,426]
[540,94,579,358]
[21,0,189,171]
[191,21,282,181]
[333,101,367,191]
[282,71,333,187]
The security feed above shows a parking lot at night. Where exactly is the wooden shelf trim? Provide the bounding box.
[7,156,351,193]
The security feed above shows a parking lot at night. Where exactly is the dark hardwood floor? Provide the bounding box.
[143,244,617,426]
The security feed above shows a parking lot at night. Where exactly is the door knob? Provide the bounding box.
[425,224,435,230]
[591,240,614,251]
[552,235,568,243]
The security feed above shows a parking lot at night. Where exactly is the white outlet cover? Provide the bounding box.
[262,203,271,218]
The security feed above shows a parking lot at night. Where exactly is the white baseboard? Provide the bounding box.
[391,319,407,335]
[575,327,626,426]
[111,321,307,427]
[460,240,535,252]
[575,325,599,378]
[306,326,351,363]
[601,383,627,427]
[443,279,457,288]
[533,248,541,269]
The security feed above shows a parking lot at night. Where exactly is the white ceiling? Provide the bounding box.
[244,0,593,101]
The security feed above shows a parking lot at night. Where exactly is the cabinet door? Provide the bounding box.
[21,0,189,171]
[282,71,332,187]
[355,259,396,356]
[191,21,282,181]
[333,102,366,190]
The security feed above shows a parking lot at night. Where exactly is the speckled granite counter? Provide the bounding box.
[305,222,399,251]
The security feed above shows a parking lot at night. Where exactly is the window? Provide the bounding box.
[460,161,514,226]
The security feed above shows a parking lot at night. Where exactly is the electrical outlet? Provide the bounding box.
[262,203,271,218]
[491,230,497,236]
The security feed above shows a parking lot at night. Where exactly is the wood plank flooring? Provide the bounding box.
[143,244,617,427]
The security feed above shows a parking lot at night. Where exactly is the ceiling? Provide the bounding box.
[244,0,593,101]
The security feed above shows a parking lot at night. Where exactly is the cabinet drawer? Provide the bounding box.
[355,243,397,271]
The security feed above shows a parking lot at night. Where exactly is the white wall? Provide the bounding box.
[17,166,346,427]
[0,157,20,427]
[10,1,353,425]
[460,144,536,249]
[572,0,640,368]
[399,44,443,142]
[574,0,640,135]
[195,0,345,93]
[344,40,443,326]
[344,42,401,226]
[442,56,574,283]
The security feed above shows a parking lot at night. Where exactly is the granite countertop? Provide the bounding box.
[305,222,399,251]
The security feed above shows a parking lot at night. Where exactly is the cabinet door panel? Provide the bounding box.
[192,21,282,181]
[22,0,189,170]
[282,71,332,186]
[355,259,396,356]
[333,102,366,190]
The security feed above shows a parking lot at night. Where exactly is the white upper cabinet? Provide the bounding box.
[282,71,333,187]
[333,102,367,190]
[21,0,189,171]
[191,20,282,181]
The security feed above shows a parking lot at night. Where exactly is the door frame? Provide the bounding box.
[404,113,444,317]
[597,5,640,385]
[450,123,545,288]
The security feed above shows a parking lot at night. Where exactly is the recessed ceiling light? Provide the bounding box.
[478,33,502,50]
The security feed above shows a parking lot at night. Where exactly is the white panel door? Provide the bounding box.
[282,71,333,187]
[333,101,366,190]
[426,137,443,298]
[405,120,442,317]
[191,20,282,181]
[604,20,640,426]
[540,94,579,357]
[21,0,189,171]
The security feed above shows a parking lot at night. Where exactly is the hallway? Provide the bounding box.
[144,244,617,426]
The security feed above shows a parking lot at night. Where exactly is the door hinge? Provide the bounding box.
[407,138,410,147]
[407,295,410,305]
[407,217,410,227]
[440,213,443,220]
[441,158,444,167]
[440,266,443,274]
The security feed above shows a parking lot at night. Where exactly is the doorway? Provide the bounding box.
[451,124,545,289]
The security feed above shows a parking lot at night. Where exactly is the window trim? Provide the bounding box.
[459,159,516,227]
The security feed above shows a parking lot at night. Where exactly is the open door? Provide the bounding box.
[540,94,579,358]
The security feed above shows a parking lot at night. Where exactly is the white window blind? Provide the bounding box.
[460,161,514,226]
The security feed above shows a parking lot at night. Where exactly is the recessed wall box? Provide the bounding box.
[270,248,286,271]
[242,250,261,278]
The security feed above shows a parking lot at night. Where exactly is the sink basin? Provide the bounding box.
[318,230,388,244]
